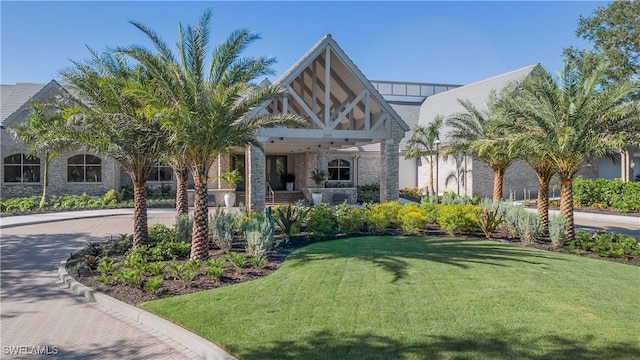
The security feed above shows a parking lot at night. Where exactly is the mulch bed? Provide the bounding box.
[66,228,640,307]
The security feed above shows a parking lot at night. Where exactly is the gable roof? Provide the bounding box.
[418,64,539,140]
[1,80,74,127]
[257,34,409,133]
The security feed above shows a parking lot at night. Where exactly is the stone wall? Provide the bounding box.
[1,128,118,198]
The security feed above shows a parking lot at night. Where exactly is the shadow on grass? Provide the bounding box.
[238,329,640,360]
[288,236,565,282]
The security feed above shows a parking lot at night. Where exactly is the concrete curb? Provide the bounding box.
[57,260,236,360]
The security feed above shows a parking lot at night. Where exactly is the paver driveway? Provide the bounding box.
[0,210,191,359]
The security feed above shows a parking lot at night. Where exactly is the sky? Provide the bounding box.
[1,1,609,86]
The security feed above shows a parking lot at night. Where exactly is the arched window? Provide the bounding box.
[147,163,173,182]
[68,154,102,182]
[328,159,351,181]
[3,153,40,183]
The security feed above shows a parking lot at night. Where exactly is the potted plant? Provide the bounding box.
[310,168,327,205]
[217,169,242,208]
[284,173,295,191]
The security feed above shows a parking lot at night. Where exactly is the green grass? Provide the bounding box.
[142,236,640,359]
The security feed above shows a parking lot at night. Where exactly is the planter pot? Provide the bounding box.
[312,193,323,205]
[286,182,294,191]
[224,193,236,208]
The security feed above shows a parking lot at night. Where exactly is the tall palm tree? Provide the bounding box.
[446,99,515,201]
[122,9,305,261]
[496,60,639,241]
[8,102,78,208]
[405,116,443,196]
[60,49,170,248]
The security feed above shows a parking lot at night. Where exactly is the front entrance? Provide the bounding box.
[266,155,287,190]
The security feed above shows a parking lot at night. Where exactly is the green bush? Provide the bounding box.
[569,231,639,258]
[573,177,640,211]
[226,252,247,273]
[441,192,480,205]
[151,240,191,261]
[102,189,120,205]
[474,205,505,240]
[419,202,440,224]
[335,202,365,234]
[176,214,193,242]
[243,214,275,257]
[143,276,163,294]
[437,204,480,235]
[0,196,40,213]
[549,215,568,248]
[148,224,176,245]
[306,203,338,239]
[363,201,404,232]
[397,203,429,234]
[357,184,380,204]
[273,204,309,241]
[209,207,236,249]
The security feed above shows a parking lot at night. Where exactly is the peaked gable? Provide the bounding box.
[1,80,75,127]
[255,35,408,143]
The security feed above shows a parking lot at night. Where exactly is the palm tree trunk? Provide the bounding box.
[39,157,50,209]
[174,166,189,216]
[559,176,575,243]
[537,175,551,233]
[428,155,435,196]
[132,180,149,247]
[493,168,505,201]
[190,166,210,261]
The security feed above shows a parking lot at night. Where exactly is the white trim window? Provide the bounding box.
[328,158,351,181]
[67,154,102,182]
[147,163,173,182]
[3,153,41,183]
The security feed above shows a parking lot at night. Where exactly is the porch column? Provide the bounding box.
[247,139,266,212]
[621,149,630,182]
[380,138,400,202]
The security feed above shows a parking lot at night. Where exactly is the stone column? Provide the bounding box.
[247,140,266,212]
[621,149,630,182]
[380,138,400,202]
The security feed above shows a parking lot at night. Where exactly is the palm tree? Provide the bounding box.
[60,49,170,248]
[405,116,443,196]
[446,99,515,201]
[496,60,639,241]
[122,9,305,261]
[8,102,78,208]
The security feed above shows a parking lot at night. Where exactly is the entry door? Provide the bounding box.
[266,156,287,190]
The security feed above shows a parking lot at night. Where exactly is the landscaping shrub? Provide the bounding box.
[569,231,640,258]
[273,203,309,242]
[397,203,429,234]
[108,234,133,255]
[357,184,380,204]
[151,240,190,261]
[148,224,176,245]
[143,276,163,294]
[249,256,268,268]
[474,205,505,239]
[437,204,480,235]
[243,214,275,257]
[549,215,568,248]
[176,213,193,242]
[209,207,236,249]
[572,177,640,211]
[419,202,440,224]
[364,201,403,232]
[0,196,39,213]
[516,211,541,244]
[102,189,120,204]
[306,203,338,239]
[441,192,480,205]
[335,201,365,234]
[226,252,247,273]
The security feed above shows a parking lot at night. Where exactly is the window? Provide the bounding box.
[328,159,351,181]
[68,154,102,182]
[3,153,40,183]
[148,163,173,182]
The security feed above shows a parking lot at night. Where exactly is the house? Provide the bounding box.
[2,35,637,208]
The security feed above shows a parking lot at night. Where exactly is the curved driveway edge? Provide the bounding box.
[57,260,236,360]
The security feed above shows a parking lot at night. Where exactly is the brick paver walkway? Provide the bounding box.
[0,211,192,359]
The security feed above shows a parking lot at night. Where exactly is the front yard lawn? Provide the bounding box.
[142,236,640,359]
